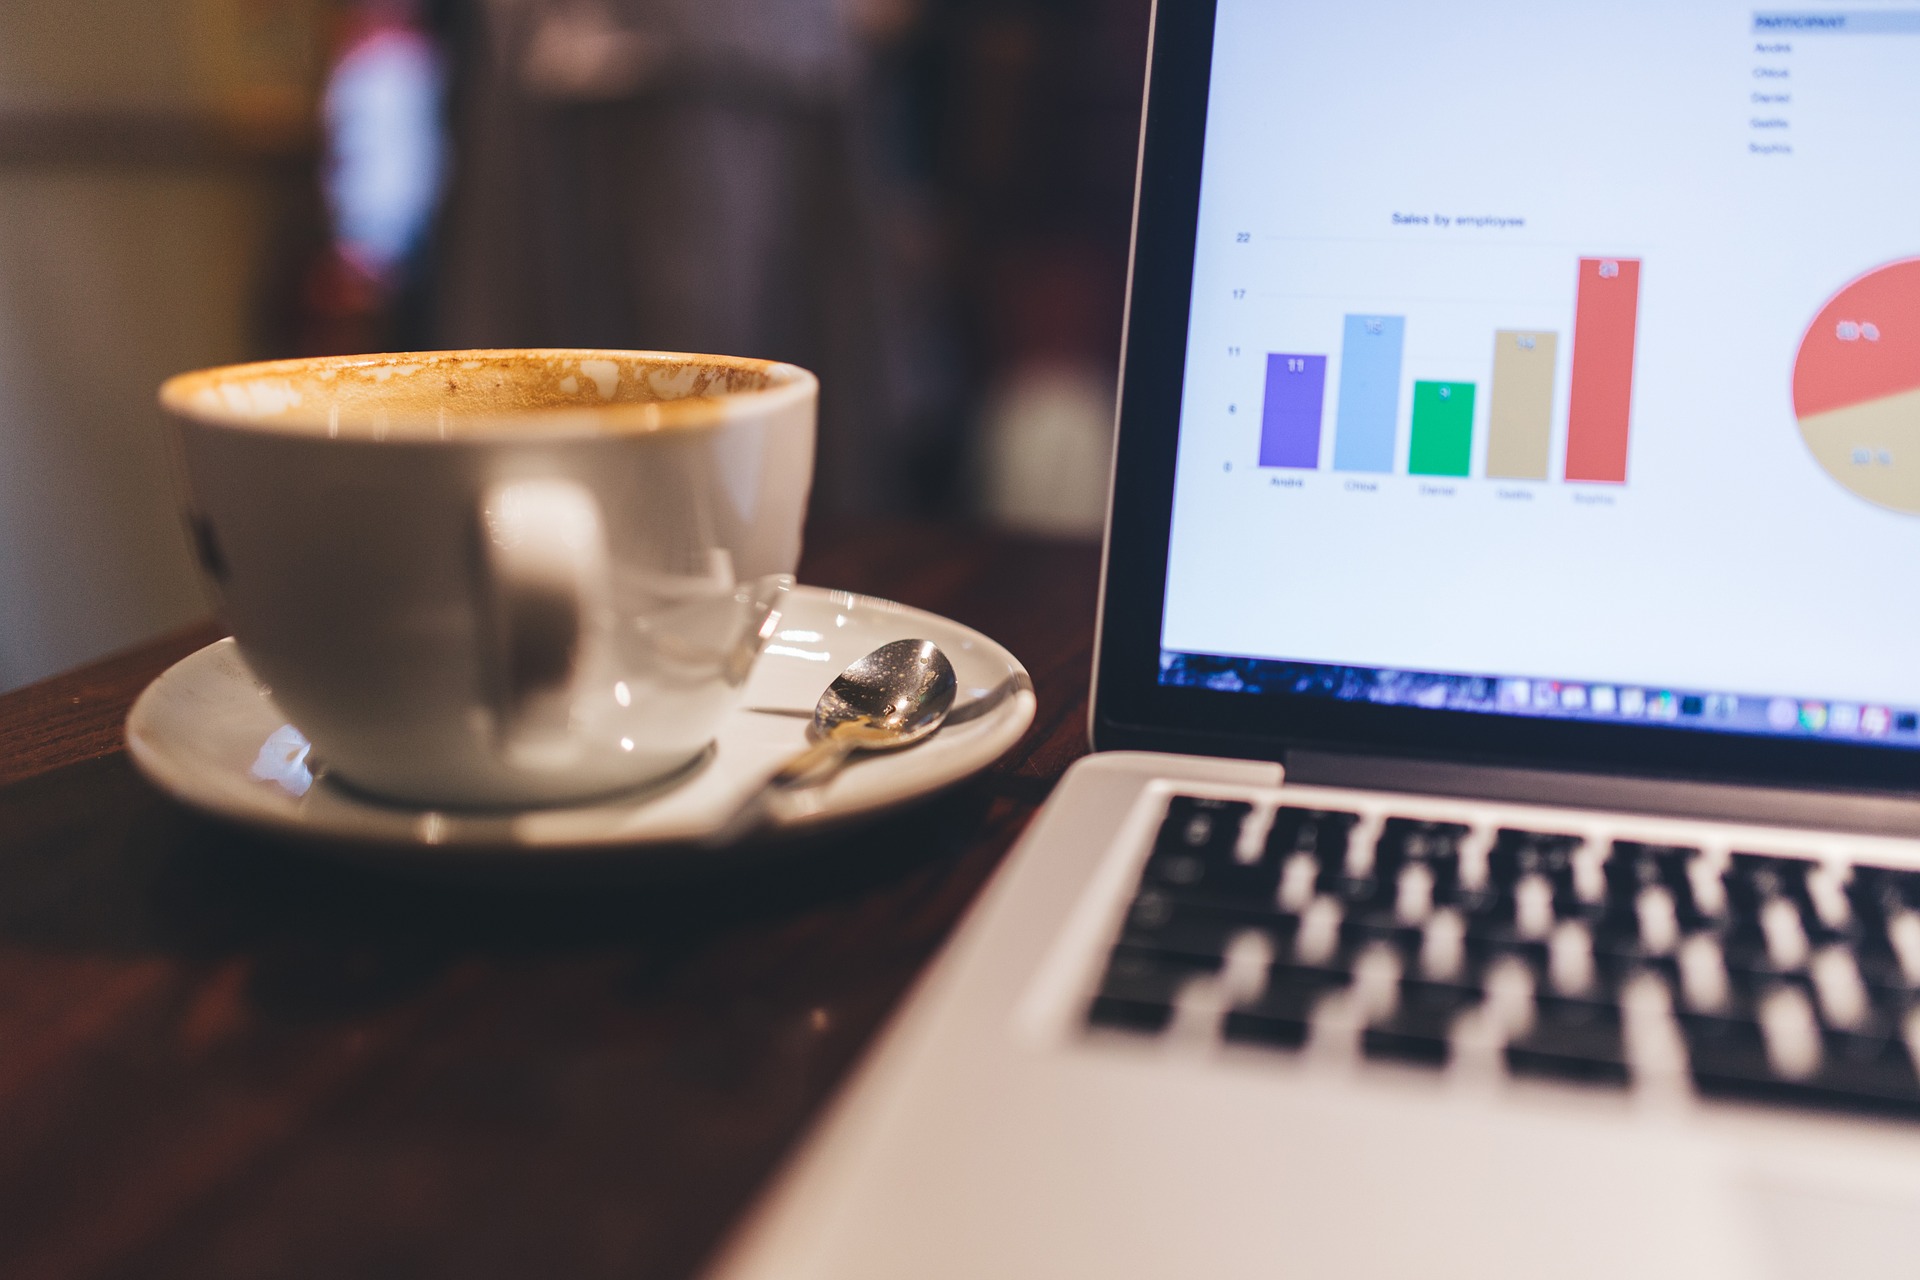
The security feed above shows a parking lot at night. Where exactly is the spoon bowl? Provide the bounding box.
[814,639,958,751]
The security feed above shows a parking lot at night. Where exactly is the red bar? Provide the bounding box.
[1564,257,1641,483]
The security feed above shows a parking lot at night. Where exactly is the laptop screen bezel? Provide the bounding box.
[1092,0,1920,791]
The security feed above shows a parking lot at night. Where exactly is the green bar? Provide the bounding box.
[1408,380,1475,477]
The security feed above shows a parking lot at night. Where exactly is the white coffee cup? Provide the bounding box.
[159,349,815,808]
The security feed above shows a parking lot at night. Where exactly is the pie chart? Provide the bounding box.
[1794,257,1920,514]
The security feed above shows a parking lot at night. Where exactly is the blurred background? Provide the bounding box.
[0,0,1147,691]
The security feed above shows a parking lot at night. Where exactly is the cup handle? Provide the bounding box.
[476,477,612,767]
[725,572,794,686]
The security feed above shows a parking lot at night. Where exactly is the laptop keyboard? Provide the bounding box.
[1086,792,1920,1119]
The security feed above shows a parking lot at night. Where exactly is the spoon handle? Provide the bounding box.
[767,736,855,789]
[701,737,854,848]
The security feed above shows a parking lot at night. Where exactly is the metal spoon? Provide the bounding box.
[745,669,1030,728]
[707,638,958,844]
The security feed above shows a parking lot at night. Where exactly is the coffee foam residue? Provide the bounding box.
[204,378,307,418]
[579,359,620,399]
[163,350,807,438]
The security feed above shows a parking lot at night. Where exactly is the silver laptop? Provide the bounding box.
[711,4,1920,1275]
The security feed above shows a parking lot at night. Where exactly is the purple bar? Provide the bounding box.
[1259,353,1328,469]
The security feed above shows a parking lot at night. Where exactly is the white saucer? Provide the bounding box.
[125,585,1035,857]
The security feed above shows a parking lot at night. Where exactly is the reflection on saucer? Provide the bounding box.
[250,723,314,797]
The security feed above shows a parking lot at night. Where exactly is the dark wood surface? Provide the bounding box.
[0,520,1099,1280]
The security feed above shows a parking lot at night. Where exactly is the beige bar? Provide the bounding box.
[1486,330,1558,480]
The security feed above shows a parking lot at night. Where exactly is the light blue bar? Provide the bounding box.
[1332,314,1405,473]
[1754,10,1920,33]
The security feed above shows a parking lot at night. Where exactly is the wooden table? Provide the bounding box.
[0,521,1099,1280]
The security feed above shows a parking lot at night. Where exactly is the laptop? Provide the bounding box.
[711,3,1920,1275]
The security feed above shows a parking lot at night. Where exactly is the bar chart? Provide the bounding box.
[1565,258,1640,483]
[1258,354,1327,468]
[1487,331,1558,479]
[1409,381,1475,477]
[1253,255,1641,484]
[1333,315,1404,472]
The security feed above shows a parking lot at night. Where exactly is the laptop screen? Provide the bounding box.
[1158,2,1920,751]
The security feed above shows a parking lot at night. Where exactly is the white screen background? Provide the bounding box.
[1162,1,1920,708]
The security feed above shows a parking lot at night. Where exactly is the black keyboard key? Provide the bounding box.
[1375,818,1470,866]
[1719,854,1828,972]
[1463,930,1549,980]
[1339,917,1424,963]
[1363,978,1483,1066]
[1855,938,1910,998]
[1675,964,1809,1028]
[1463,829,1587,933]
[1846,865,1920,991]
[1678,1010,1771,1093]
[1719,919,1775,975]
[1488,829,1584,889]
[1809,1030,1920,1115]
[1265,806,1359,865]
[1087,947,1201,1034]
[1604,841,1708,933]
[1726,851,1816,893]
[1589,852,1712,990]
[1086,994,1175,1034]
[1142,798,1293,908]
[1590,901,1642,952]
[1655,849,1713,931]
[1332,873,1399,919]
[1458,882,1516,926]
[1267,807,1363,902]
[1374,819,1469,903]
[1505,994,1630,1085]
[1421,858,1463,911]
[1848,867,1903,942]
[1849,863,1920,925]
[1682,1009,1920,1116]
[1593,949,1679,998]
[1141,847,1282,909]
[1329,820,1471,921]
[1679,977,1810,1067]
[1119,891,1298,967]
[1223,962,1351,1050]
[1155,796,1252,859]
[1726,853,1820,927]
[1603,842,1663,905]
